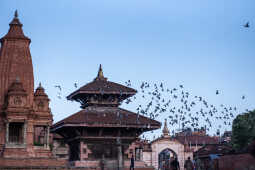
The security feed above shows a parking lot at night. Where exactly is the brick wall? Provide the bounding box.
[219,153,255,170]
[0,157,67,167]
[0,158,155,170]
[0,168,154,170]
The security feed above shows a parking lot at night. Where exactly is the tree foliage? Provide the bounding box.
[232,110,255,150]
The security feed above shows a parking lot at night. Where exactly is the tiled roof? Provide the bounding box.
[174,135,219,145]
[132,139,152,152]
[67,79,137,99]
[194,144,233,157]
[51,106,161,130]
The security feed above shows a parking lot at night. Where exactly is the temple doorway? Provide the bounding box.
[158,148,177,170]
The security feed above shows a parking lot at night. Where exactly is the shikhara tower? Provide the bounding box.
[0,10,34,109]
[0,11,52,158]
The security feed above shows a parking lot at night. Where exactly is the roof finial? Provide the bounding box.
[39,82,42,87]
[97,64,104,78]
[9,10,23,26]
[14,10,18,18]
[94,64,107,81]
[163,118,170,137]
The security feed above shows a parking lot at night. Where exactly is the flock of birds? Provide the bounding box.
[53,78,249,139]
[52,21,251,139]
[123,80,249,138]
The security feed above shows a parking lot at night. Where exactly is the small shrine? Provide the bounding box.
[51,65,161,169]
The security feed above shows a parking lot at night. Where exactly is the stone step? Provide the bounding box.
[124,168,154,170]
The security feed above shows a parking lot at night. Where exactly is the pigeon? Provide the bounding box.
[74,83,78,88]
[244,22,250,28]
[54,85,62,91]
[216,90,219,95]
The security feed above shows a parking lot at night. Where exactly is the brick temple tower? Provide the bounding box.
[0,10,34,108]
[0,11,53,158]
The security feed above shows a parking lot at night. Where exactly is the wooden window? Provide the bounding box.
[9,122,24,144]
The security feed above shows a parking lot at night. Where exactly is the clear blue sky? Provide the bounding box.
[1,0,254,138]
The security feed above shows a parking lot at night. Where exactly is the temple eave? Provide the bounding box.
[51,123,160,132]
[67,91,136,100]
[68,136,138,141]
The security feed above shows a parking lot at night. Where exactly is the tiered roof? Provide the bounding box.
[52,107,160,130]
[67,65,137,106]
[52,65,160,131]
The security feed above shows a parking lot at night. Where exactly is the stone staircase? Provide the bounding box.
[123,160,154,170]
[124,168,154,170]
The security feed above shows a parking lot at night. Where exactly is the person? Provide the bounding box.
[184,157,194,170]
[192,159,196,170]
[100,154,105,170]
[130,154,134,170]
[195,157,203,170]
[170,157,180,170]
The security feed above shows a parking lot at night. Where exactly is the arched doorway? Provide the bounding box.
[158,148,177,170]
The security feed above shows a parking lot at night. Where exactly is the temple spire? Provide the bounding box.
[0,10,33,107]
[95,64,107,81]
[9,10,22,26]
[14,10,18,18]
[98,64,104,78]
[163,119,170,137]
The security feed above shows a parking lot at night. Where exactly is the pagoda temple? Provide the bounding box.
[51,65,161,169]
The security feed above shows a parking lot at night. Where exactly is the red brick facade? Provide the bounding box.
[0,11,34,109]
[0,11,53,160]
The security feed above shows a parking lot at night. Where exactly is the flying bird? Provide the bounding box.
[54,85,62,91]
[244,22,250,28]
[216,90,219,95]
[74,83,78,88]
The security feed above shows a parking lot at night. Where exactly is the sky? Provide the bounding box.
[0,0,255,139]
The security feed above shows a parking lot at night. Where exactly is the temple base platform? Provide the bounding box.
[0,158,155,170]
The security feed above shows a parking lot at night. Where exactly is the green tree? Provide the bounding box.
[232,110,255,150]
